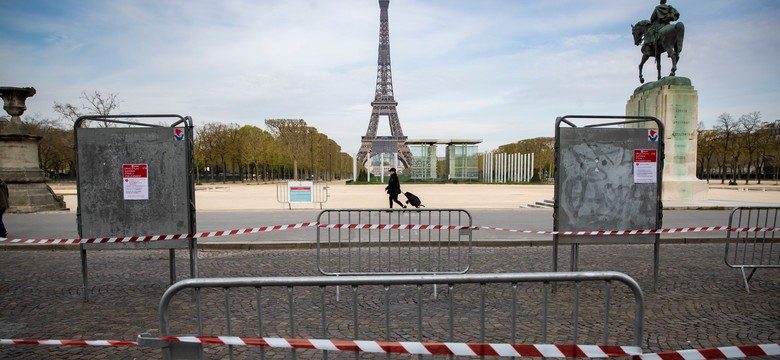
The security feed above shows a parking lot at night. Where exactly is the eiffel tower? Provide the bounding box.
[356,0,413,170]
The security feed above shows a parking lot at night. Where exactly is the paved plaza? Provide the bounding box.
[1,243,779,359]
[47,181,780,211]
[1,183,779,359]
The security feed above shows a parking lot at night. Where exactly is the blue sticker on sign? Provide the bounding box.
[174,128,185,141]
[648,129,658,142]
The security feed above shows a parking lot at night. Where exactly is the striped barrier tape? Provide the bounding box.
[158,337,642,358]
[319,224,777,235]
[0,339,136,346]
[477,225,739,235]
[0,222,776,245]
[5,337,779,359]
[0,222,318,245]
[318,223,470,230]
[646,344,780,359]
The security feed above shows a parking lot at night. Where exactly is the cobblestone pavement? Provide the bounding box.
[1,243,778,359]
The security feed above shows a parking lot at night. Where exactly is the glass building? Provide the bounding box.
[409,144,437,179]
[406,139,481,180]
[447,144,480,180]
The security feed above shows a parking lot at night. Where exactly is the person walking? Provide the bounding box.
[384,168,406,209]
[0,178,9,238]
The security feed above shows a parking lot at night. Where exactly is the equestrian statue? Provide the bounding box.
[631,0,685,83]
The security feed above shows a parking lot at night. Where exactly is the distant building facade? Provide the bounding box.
[762,120,780,139]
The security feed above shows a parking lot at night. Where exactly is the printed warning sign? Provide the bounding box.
[633,149,657,184]
[288,181,313,203]
[123,164,149,200]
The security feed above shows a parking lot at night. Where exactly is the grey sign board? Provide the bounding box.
[74,114,196,300]
[554,115,664,287]
[76,127,193,242]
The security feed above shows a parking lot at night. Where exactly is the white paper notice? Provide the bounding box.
[633,150,657,184]
[123,164,149,200]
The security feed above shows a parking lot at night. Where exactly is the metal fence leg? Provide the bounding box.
[742,267,757,293]
[80,247,89,302]
[169,249,177,285]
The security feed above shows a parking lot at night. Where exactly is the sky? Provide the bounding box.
[1,0,779,154]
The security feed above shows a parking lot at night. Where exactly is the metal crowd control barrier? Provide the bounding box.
[276,180,329,209]
[139,271,644,359]
[316,209,472,276]
[725,206,780,292]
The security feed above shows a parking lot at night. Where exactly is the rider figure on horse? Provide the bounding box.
[647,0,680,49]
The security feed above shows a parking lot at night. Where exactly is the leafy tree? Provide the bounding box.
[20,115,73,177]
[265,119,311,179]
[496,137,554,182]
[32,92,356,184]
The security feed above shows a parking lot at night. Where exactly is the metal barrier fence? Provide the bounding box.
[316,209,472,276]
[276,180,330,209]
[139,271,644,359]
[725,206,780,292]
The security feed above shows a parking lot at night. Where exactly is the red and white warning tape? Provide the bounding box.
[648,343,780,359]
[318,223,470,230]
[0,222,318,245]
[0,339,136,346]
[2,337,778,359]
[477,225,746,235]
[160,336,642,358]
[0,222,776,245]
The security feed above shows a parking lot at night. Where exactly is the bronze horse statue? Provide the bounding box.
[631,19,685,83]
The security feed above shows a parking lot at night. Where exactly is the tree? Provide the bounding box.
[20,115,74,177]
[42,93,356,183]
[698,111,780,184]
[195,122,227,182]
[192,119,351,183]
[713,113,738,184]
[198,122,240,183]
[265,119,310,179]
[238,125,276,183]
[496,137,555,182]
[753,118,778,185]
[767,134,780,184]
[51,102,81,125]
[53,90,122,127]
[737,111,763,184]
[696,122,717,182]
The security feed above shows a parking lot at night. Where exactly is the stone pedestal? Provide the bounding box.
[626,77,708,202]
[0,130,67,212]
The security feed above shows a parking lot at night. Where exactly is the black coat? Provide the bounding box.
[0,179,8,210]
[385,173,401,195]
